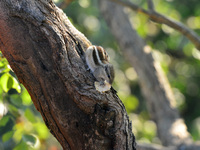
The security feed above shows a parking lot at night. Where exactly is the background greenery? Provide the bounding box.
[1,0,200,149]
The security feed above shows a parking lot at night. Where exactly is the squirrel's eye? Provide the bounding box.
[107,74,110,79]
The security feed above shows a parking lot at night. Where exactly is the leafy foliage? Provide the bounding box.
[0,53,60,150]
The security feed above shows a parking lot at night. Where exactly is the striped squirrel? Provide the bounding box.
[85,45,114,92]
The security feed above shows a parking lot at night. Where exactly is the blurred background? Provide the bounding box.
[1,0,200,149]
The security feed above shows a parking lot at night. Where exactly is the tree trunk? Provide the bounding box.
[0,0,136,149]
[99,0,190,147]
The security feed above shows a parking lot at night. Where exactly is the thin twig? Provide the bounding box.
[110,0,200,50]
[147,0,155,11]
[137,142,176,150]
[57,0,74,9]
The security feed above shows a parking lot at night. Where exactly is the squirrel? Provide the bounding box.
[85,45,115,92]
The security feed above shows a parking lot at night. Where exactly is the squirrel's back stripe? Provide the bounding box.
[97,46,106,62]
[92,46,100,65]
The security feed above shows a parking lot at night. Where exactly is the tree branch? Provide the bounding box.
[137,143,176,150]
[99,0,191,147]
[137,142,200,150]
[57,0,75,9]
[110,0,200,50]
[147,0,155,11]
[0,0,136,149]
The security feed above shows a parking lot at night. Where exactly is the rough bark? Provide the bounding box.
[99,0,191,147]
[0,0,136,149]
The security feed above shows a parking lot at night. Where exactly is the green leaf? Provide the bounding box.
[0,87,3,101]
[7,104,19,117]
[21,90,32,106]
[2,130,14,142]
[0,116,10,127]
[7,76,13,90]
[12,77,21,93]
[35,122,49,139]
[10,94,22,106]
[0,61,5,68]
[22,134,37,147]
[14,140,29,150]
[0,73,21,93]
[0,73,10,92]
[24,109,36,123]
[0,58,9,71]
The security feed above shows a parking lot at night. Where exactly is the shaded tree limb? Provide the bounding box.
[57,0,75,9]
[110,0,200,50]
[137,142,200,150]
[0,0,136,149]
[99,0,191,147]
[137,143,176,150]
